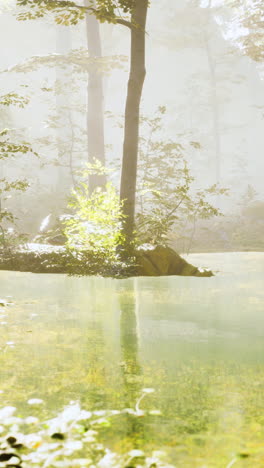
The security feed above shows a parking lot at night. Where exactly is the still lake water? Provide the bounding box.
[0,252,264,466]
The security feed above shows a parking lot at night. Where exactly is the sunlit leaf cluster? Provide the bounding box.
[0,93,30,108]
[17,0,136,25]
[64,162,125,266]
[0,138,37,161]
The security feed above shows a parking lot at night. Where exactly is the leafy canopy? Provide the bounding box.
[17,0,136,25]
[224,0,264,61]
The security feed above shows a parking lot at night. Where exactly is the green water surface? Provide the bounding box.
[0,252,263,467]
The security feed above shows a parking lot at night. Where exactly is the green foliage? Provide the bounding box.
[65,183,124,254]
[0,130,38,160]
[0,94,37,161]
[135,108,228,246]
[0,93,36,250]
[63,162,126,272]
[17,0,136,25]
[7,50,127,75]
[0,92,30,108]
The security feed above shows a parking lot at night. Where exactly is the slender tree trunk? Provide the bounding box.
[120,0,148,246]
[55,25,72,203]
[85,0,106,191]
[204,0,221,184]
[205,38,221,184]
[119,279,142,406]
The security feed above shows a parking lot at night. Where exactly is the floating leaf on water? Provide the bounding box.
[4,417,21,427]
[12,443,24,450]
[128,449,145,459]
[6,436,17,446]
[0,452,21,462]
[238,453,250,458]
[27,398,44,405]
[64,440,83,452]
[54,403,91,424]
[51,433,65,440]
[0,406,16,421]
[97,450,118,467]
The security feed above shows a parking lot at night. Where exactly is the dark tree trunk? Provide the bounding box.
[120,0,148,246]
[85,0,106,192]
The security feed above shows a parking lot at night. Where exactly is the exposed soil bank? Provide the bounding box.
[0,244,213,277]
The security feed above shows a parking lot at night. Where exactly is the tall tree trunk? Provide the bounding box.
[55,25,72,203]
[85,0,106,192]
[120,0,148,246]
[204,0,221,184]
[205,37,221,184]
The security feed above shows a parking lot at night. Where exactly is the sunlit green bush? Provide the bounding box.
[62,161,133,276]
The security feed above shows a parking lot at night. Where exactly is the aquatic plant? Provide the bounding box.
[0,391,174,468]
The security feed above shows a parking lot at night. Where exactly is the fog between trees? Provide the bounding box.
[0,0,263,252]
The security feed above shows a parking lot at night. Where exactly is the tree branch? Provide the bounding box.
[115,18,133,29]
[17,0,133,28]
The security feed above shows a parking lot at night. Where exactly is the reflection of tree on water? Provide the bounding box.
[120,282,141,396]
[119,278,145,446]
[83,278,108,410]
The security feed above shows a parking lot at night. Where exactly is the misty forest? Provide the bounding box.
[0,0,263,466]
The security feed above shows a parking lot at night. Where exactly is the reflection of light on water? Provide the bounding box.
[142,320,240,342]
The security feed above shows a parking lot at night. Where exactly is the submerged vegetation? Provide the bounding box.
[1,268,264,467]
[0,394,176,468]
